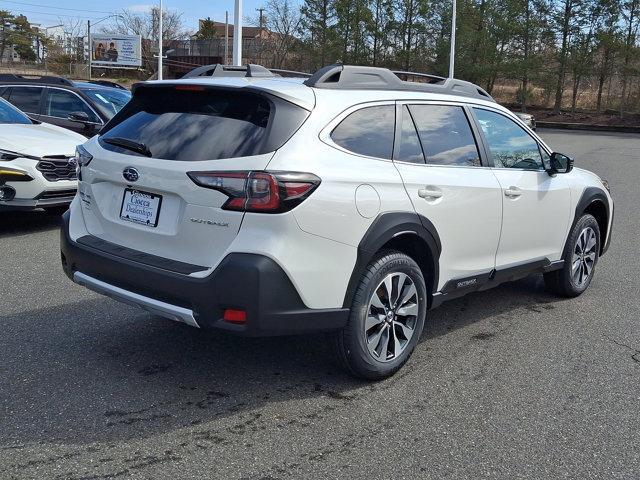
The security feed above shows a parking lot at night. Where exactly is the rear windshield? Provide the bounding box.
[99,86,309,161]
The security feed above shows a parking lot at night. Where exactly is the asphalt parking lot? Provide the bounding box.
[1,129,638,479]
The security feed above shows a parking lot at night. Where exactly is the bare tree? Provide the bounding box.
[250,0,303,68]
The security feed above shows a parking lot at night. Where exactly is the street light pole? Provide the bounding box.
[449,0,456,78]
[224,11,229,65]
[158,0,163,80]
[233,0,242,66]
[87,20,91,80]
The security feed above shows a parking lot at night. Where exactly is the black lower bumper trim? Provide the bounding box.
[60,211,349,336]
[76,235,206,275]
[0,195,74,211]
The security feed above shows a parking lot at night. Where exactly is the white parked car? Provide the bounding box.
[0,98,84,212]
[513,111,536,130]
[61,64,613,379]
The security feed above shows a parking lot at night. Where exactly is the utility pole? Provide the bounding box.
[232,0,242,66]
[158,0,163,80]
[87,20,91,80]
[448,0,456,78]
[224,11,229,64]
[256,7,265,30]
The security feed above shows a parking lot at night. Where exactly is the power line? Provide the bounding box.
[0,7,106,21]
[0,0,115,15]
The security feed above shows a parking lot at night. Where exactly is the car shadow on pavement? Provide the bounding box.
[0,210,63,237]
[0,275,563,447]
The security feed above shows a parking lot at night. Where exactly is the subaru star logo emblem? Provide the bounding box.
[122,167,139,182]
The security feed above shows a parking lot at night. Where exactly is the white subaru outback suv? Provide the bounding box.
[61,64,613,379]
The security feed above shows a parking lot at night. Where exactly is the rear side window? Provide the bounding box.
[100,86,309,161]
[330,105,395,159]
[408,104,481,167]
[7,86,43,114]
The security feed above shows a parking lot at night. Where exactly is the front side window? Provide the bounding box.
[408,104,481,167]
[474,108,543,170]
[331,105,395,159]
[7,86,42,114]
[45,90,99,122]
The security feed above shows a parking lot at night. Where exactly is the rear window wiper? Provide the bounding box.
[102,137,152,157]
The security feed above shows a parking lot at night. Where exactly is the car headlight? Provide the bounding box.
[72,145,93,168]
[0,149,22,161]
[71,145,93,179]
[600,178,611,193]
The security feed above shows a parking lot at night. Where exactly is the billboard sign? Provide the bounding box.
[91,34,141,67]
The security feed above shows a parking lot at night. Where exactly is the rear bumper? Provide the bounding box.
[60,211,349,336]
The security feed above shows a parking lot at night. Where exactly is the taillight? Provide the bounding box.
[187,171,320,213]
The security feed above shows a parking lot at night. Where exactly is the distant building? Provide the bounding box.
[191,20,276,41]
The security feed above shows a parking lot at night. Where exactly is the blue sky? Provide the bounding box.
[0,0,273,33]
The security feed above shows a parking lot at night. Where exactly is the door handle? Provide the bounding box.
[418,186,443,199]
[504,186,522,198]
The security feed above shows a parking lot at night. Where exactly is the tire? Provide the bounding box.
[544,214,600,297]
[335,250,427,380]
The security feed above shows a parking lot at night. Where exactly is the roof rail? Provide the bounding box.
[182,63,312,79]
[182,63,275,79]
[0,74,75,87]
[269,68,312,78]
[303,64,494,102]
[87,79,127,90]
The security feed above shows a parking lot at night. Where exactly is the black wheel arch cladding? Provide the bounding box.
[342,212,441,309]
[567,187,611,256]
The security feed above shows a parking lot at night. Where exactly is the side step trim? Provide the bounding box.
[73,271,200,328]
[430,258,565,310]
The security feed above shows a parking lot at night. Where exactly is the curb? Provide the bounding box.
[537,121,640,133]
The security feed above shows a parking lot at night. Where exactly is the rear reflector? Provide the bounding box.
[223,309,247,324]
[187,170,320,213]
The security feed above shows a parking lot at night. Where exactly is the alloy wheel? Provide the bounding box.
[572,226,597,287]
[364,272,419,362]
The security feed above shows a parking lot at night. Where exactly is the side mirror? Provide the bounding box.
[68,111,90,123]
[548,152,574,175]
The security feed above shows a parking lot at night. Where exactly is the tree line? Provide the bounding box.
[251,0,640,114]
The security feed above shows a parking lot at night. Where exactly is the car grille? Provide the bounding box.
[36,156,77,182]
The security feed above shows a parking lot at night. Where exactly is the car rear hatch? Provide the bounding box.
[77,82,311,272]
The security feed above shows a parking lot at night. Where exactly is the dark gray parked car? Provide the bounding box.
[0,75,131,137]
